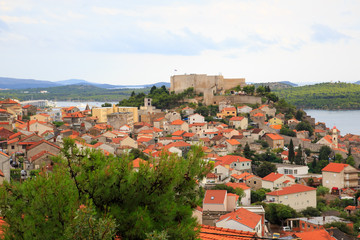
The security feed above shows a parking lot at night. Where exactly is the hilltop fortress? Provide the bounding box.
[170,74,261,105]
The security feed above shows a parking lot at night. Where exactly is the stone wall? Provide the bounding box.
[207,95,261,106]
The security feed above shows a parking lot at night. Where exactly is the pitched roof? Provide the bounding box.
[322,163,349,173]
[199,225,257,240]
[223,107,236,112]
[216,155,251,165]
[132,158,153,168]
[266,133,284,140]
[203,190,227,204]
[27,140,60,151]
[229,116,244,121]
[262,172,284,182]
[266,184,316,196]
[170,119,185,125]
[225,182,250,190]
[293,229,335,240]
[172,130,185,136]
[226,139,240,146]
[217,208,261,229]
[30,150,56,162]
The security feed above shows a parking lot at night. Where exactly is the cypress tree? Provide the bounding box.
[288,139,295,164]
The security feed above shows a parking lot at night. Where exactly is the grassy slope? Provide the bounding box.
[274,82,360,110]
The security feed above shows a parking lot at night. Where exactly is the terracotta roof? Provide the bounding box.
[132,158,153,168]
[203,190,227,204]
[27,140,60,151]
[226,139,240,146]
[30,150,56,162]
[266,133,284,140]
[216,155,251,165]
[171,119,185,125]
[229,116,244,121]
[153,117,165,122]
[172,130,185,136]
[164,141,191,149]
[217,208,261,229]
[269,125,282,130]
[344,205,356,211]
[225,182,250,190]
[262,172,284,182]
[266,184,316,196]
[22,104,33,109]
[7,138,19,144]
[231,172,251,180]
[293,229,335,240]
[183,132,195,138]
[253,112,264,117]
[199,225,257,240]
[0,151,9,158]
[322,163,348,173]
[8,132,22,140]
[223,107,236,112]
[137,138,152,143]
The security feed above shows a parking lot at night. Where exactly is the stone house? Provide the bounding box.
[262,172,296,190]
[229,116,248,130]
[322,163,359,189]
[265,133,284,149]
[266,184,316,211]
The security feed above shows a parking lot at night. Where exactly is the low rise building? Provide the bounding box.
[322,162,359,189]
[266,184,316,211]
[262,172,295,190]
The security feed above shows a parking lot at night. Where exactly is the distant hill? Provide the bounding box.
[253,81,296,90]
[0,84,151,102]
[274,82,360,110]
[353,81,360,85]
[0,77,60,89]
[0,77,170,90]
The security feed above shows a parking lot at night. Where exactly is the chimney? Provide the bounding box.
[27,121,30,131]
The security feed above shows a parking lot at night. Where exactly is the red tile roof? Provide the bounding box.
[172,130,185,136]
[170,119,185,125]
[217,208,261,229]
[199,225,257,240]
[266,184,316,196]
[266,133,284,140]
[30,150,56,162]
[229,116,244,121]
[226,182,250,190]
[27,140,60,151]
[203,190,227,204]
[216,155,251,165]
[226,139,240,146]
[322,163,348,173]
[293,229,334,240]
[132,158,153,168]
[262,172,284,182]
[223,107,236,112]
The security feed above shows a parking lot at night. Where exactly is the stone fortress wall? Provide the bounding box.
[170,74,259,105]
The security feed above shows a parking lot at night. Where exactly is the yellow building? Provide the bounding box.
[268,117,284,125]
[92,105,138,123]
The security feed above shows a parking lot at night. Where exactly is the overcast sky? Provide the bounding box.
[0,1,359,85]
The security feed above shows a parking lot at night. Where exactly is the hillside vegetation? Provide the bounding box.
[0,85,150,102]
[274,82,360,110]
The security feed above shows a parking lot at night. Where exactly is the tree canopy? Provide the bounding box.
[0,139,212,239]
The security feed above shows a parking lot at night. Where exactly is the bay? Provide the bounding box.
[304,109,360,135]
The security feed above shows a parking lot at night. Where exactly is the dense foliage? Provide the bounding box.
[274,82,360,110]
[0,139,212,239]
[118,86,195,110]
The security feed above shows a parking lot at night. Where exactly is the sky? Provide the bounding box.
[0,0,360,85]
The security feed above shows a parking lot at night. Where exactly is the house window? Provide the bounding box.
[215,169,217,173]
[254,181,256,184]
[11,146,14,149]
[302,223,305,228]
[247,163,249,166]
[242,163,244,166]
[294,170,298,174]
[22,145,26,149]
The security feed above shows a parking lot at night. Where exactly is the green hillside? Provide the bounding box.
[274,82,360,110]
[0,85,150,102]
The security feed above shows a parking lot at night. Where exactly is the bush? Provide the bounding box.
[301,207,321,217]
[316,186,329,196]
